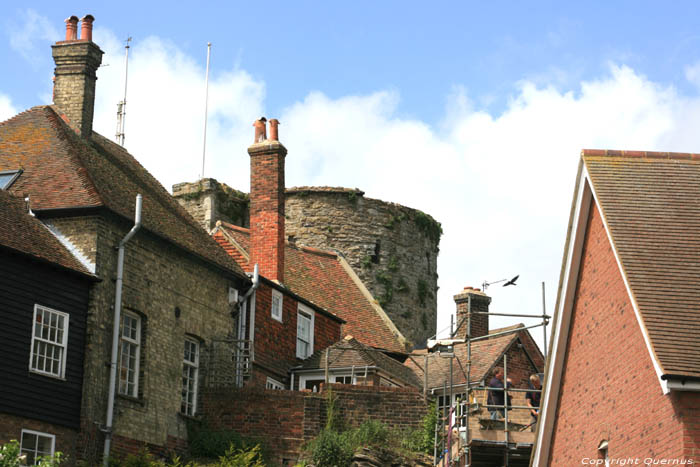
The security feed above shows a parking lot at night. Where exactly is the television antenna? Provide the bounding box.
[115,36,132,146]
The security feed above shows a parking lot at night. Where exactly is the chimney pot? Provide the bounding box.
[65,16,79,41]
[253,117,267,143]
[80,15,95,42]
[269,119,280,141]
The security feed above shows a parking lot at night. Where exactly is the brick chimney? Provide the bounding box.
[51,15,103,137]
[248,117,287,282]
[453,286,491,339]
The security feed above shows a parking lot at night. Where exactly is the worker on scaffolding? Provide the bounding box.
[526,374,542,431]
[487,368,513,420]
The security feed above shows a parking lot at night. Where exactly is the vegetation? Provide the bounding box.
[298,389,433,466]
[361,255,373,269]
[375,270,393,307]
[0,440,62,467]
[107,445,264,467]
[417,279,429,306]
[413,210,442,245]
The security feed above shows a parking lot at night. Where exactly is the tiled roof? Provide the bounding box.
[0,189,93,277]
[405,325,542,390]
[0,106,247,280]
[297,336,422,387]
[583,149,700,378]
[212,222,408,354]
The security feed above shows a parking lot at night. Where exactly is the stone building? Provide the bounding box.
[533,150,700,465]
[174,182,441,348]
[0,15,250,462]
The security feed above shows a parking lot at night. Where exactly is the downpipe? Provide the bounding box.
[103,194,142,466]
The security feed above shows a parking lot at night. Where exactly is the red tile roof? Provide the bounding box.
[0,189,94,277]
[583,149,700,378]
[0,106,247,280]
[405,325,543,390]
[212,222,408,354]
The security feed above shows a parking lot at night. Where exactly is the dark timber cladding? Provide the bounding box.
[0,249,91,429]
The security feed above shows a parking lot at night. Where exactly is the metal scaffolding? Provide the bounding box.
[432,288,549,467]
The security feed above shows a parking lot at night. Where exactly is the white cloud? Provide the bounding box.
[87,27,700,352]
[0,94,18,122]
[6,9,60,65]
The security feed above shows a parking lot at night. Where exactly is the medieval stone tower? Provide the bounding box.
[173,180,440,348]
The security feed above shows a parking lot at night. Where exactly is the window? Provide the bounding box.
[296,305,314,359]
[119,311,141,397]
[29,305,69,378]
[271,289,283,322]
[181,338,199,415]
[333,375,353,385]
[266,377,284,390]
[20,429,55,465]
[0,169,21,189]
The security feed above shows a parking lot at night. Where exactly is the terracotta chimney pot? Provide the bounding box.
[269,119,280,141]
[65,16,79,41]
[253,117,267,143]
[80,15,95,42]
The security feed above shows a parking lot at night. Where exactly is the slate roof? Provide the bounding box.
[0,106,247,280]
[296,335,422,387]
[405,324,543,390]
[0,189,93,277]
[212,222,408,354]
[583,149,700,378]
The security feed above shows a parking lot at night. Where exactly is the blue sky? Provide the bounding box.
[3,2,700,350]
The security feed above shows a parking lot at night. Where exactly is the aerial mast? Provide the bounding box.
[115,36,132,146]
[201,42,212,179]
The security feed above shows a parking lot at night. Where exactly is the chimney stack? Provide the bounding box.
[453,286,491,340]
[52,14,103,137]
[248,118,287,282]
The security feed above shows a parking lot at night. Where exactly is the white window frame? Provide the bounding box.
[20,429,55,465]
[271,289,283,323]
[266,377,285,390]
[181,337,199,416]
[29,304,69,379]
[332,374,356,385]
[296,304,315,359]
[118,311,141,397]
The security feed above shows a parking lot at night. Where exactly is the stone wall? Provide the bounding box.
[174,180,441,348]
[201,383,429,466]
[284,188,440,348]
[47,211,241,463]
[172,179,249,232]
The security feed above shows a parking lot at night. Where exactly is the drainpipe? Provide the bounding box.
[239,263,260,305]
[103,194,142,466]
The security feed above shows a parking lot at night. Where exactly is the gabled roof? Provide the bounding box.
[0,189,94,278]
[584,150,700,379]
[0,106,247,281]
[405,324,543,391]
[533,149,700,466]
[295,335,422,387]
[212,221,409,354]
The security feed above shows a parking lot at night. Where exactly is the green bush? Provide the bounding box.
[188,430,247,459]
[0,440,63,467]
[305,428,353,467]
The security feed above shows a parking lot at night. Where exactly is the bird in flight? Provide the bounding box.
[503,275,519,287]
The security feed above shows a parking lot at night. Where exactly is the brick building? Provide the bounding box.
[0,15,251,462]
[405,286,545,466]
[532,150,700,465]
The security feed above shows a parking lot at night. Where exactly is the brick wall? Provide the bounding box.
[201,384,428,465]
[48,212,241,463]
[454,287,490,339]
[548,204,693,463]
[251,282,342,384]
[248,142,286,282]
[0,413,79,462]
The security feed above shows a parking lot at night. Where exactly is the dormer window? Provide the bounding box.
[0,169,21,189]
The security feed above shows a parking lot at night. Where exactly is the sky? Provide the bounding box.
[3,2,700,352]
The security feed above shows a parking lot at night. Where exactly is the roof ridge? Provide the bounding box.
[582,149,700,161]
[294,244,338,258]
[219,221,250,234]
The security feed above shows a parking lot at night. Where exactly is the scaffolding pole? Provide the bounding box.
[433,300,547,467]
